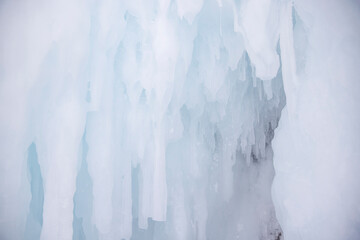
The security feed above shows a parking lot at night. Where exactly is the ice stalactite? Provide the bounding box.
[36,96,86,240]
[1,0,359,239]
[0,0,285,239]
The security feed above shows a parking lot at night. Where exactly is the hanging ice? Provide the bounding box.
[0,0,359,240]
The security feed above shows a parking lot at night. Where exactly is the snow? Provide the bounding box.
[0,0,359,240]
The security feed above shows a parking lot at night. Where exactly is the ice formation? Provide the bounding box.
[0,0,359,240]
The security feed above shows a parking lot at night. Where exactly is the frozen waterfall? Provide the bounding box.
[0,0,359,240]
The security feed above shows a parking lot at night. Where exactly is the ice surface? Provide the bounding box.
[273,0,360,239]
[0,0,359,240]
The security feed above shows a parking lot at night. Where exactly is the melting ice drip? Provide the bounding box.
[1,0,360,240]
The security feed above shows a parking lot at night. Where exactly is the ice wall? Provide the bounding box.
[273,0,360,239]
[0,0,359,240]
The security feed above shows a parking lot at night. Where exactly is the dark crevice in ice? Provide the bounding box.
[24,143,44,240]
[73,129,98,240]
[206,52,286,240]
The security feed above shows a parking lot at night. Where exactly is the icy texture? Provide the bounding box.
[273,0,360,239]
[0,0,359,240]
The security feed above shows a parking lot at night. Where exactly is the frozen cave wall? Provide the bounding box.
[272,0,360,240]
[0,0,359,240]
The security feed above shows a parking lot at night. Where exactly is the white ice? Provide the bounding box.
[0,0,359,240]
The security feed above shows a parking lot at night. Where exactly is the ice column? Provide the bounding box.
[273,1,360,239]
